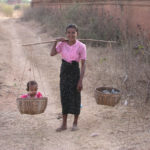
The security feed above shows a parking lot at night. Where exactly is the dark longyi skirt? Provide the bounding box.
[60,59,81,115]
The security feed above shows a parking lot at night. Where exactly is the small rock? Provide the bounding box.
[103,90,110,94]
[43,138,47,141]
[91,133,99,137]
[111,89,119,94]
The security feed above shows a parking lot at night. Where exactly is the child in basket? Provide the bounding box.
[21,80,43,98]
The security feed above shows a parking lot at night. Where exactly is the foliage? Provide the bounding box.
[22,4,122,43]
[0,3,13,17]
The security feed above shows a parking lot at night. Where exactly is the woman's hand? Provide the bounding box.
[77,80,83,92]
[56,37,67,42]
[77,60,86,92]
[50,37,67,56]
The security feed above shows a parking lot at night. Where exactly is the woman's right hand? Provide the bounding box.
[56,37,67,42]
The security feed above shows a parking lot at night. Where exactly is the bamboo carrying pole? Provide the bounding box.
[22,39,117,46]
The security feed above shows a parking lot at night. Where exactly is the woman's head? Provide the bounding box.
[26,80,38,96]
[66,24,78,42]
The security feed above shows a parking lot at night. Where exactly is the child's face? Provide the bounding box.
[28,85,38,97]
[66,28,77,42]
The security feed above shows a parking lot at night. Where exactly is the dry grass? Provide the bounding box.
[22,4,122,43]
[0,3,13,17]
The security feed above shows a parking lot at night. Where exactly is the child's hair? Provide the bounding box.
[66,24,78,33]
[26,80,38,91]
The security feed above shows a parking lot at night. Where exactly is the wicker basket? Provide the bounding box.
[94,87,121,106]
[16,97,48,115]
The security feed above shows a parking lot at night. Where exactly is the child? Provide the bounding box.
[21,80,43,98]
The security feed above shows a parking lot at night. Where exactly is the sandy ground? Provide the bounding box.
[0,17,150,150]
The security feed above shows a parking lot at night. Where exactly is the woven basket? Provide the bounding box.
[16,97,48,115]
[94,87,121,106]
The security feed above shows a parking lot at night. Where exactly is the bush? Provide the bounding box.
[22,4,122,43]
[20,3,30,10]
[0,3,13,17]
[14,4,21,10]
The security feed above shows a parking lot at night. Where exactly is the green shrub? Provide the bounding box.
[0,3,13,17]
[14,4,21,10]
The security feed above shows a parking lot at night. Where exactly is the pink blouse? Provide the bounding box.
[21,92,43,99]
[56,40,86,63]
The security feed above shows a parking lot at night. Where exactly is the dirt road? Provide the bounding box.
[0,18,150,150]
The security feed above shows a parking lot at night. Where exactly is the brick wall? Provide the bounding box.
[31,0,150,38]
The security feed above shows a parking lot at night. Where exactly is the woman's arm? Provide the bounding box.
[50,41,58,56]
[50,38,67,56]
[77,60,86,92]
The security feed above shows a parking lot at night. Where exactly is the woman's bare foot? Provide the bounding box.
[71,124,79,131]
[56,126,67,132]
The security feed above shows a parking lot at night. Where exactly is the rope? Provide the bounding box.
[126,106,131,149]
[34,60,46,97]
[30,47,36,81]
[28,45,46,96]
[29,58,32,81]
[17,48,28,98]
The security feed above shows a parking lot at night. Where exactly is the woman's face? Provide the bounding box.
[66,28,77,42]
[28,85,37,97]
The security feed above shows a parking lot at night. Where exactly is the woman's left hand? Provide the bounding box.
[77,80,83,92]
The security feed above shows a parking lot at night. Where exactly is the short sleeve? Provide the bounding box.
[56,42,63,53]
[37,92,43,98]
[21,94,28,98]
[80,44,86,60]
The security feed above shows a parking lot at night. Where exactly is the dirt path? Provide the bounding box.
[0,18,81,150]
[0,18,150,150]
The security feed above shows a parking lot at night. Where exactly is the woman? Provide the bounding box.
[50,24,86,132]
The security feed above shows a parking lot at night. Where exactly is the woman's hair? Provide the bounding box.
[26,80,38,91]
[66,24,78,33]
